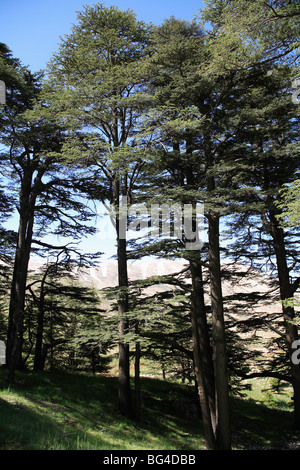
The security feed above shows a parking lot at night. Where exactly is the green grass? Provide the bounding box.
[0,369,205,450]
[0,368,299,450]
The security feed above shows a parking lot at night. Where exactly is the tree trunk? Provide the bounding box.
[204,129,231,448]
[268,208,300,429]
[33,271,47,371]
[208,211,231,449]
[6,177,35,384]
[134,339,141,421]
[117,234,131,415]
[190,259,216,437]
[190,275,217,450]
[115,184,132,416]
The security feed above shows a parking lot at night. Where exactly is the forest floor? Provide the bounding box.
[0,367,299,451]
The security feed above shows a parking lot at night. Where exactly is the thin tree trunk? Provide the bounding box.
[268,208,300,429]
[208,211,231,450]
[190,259,216,437]
[33,269,48,371]
[204,127,231,449]
[134,338,141,421]
[114,182,131,416]
[184,136,219,447]
[190,284,217,450]
[117,233,131,416]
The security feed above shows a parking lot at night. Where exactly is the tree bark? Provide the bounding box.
[134,338,141,421]
[208,211,231,449]
[204,127,231,449]
[117,235,131,416]
[190,259,216,433]
[33,269,49,371]
[190,258,217,449]
[114,181,132,417]
[6,171,35,384]
[268,208,300,430]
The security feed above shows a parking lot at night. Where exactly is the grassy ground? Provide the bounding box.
[0,367,299,451]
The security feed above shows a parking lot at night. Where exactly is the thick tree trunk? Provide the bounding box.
[117,233,131,416]
[268,209,300,429]
[208,211,231,450]
[190,258,217,449]
[33,271,47,371]
[114,184,131,416]
[190,260,216,429]
[205,130,231,448]
[7,183,35,384]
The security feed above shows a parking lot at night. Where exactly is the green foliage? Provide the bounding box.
[0,369,296,450]
[23,254,107,372]
[1,0,300,447]
[277,177,300,228]
[201,0,300,77]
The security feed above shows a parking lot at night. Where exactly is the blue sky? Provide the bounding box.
[2,0,205,73]
[2,0,206,260]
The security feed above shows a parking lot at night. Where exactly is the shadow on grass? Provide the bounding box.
[0,370,125,450]
[230,395,297,450]
[0,394,118,450]
[0,368,298,450]
[0,369,205,450]
[137,377,205,449]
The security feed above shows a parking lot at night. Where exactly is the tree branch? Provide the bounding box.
[236,369,292,384]
[292,277,300,294]
[31,239,76,250]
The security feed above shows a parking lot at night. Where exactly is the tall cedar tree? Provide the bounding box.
[25,251,104,372]
[135,17,234,449]
[202,0,300,429]
[46,4,154,416]
[224,65,300,428]
[0,46,95,384]
[24,248,102,371]
[0,44,19,307]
